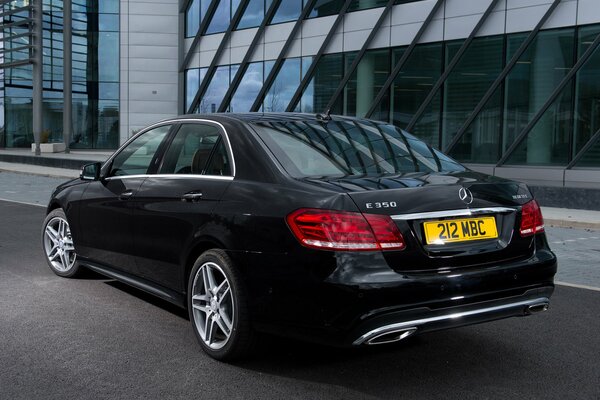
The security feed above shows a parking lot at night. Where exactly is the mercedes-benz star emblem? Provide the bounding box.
[459,187,474,205]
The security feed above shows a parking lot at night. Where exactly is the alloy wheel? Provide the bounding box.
[191,262,234,350]
[43,216,76,272]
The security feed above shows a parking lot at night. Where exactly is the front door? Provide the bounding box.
[76,124,172,274]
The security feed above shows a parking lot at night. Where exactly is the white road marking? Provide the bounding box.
[556,281,600,292]
[0,198,46,208]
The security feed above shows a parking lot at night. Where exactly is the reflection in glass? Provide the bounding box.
[207,0,231,34]
[308,0,343,18]
[238,0,265,29]
[186,0,200,37]
[199,66,230,113]
[443,36,504,162]
[573,25,600,158]
[264,57,311,112]
[390,43,442,146]
[272,0,301,24]
[230,62,264,112]
[503,28,575,165]
[344,49,390,117]
[300,53,343,113]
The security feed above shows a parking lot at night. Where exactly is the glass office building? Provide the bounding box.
[1,0,599,188]
[1,0,119,149]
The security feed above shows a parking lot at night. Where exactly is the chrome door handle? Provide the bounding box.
[181,192,203,202]
[119,190,134,200]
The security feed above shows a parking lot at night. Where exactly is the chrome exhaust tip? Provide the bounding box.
[526,302,549,315]
[365,327,418,346]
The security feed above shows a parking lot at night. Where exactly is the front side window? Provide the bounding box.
[109,125,171,177]
[251,120,465,178]
[160,123,232,176]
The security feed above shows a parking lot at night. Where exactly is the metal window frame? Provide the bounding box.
[364,0,444,119]
[444,0,561,154]
[284,0,353,113]
[497,31,600,167]
[180,0,222,73]
[323,0,396,114]
[249,0,318,112]
[187,0,252,114]
[405,0,500,133]
[567,128,600,169]
[216,0,282,112]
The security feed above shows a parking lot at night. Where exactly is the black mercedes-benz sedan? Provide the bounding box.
[42,113,556,360]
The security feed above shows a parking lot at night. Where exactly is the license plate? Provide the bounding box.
[423,217,498,245]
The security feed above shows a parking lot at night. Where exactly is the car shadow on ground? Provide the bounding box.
[104,279,189,319]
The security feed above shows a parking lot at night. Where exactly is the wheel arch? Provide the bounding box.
[183,237,228,299]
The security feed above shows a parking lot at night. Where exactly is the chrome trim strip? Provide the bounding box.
[103,118,237,178]
[353,297,550,346]
[391,207,516,221]
[104,174,234,182]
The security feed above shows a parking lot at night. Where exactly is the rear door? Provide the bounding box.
[77,124,172,274]
[131,121,234,291]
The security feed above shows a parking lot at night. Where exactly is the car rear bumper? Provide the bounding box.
[349,286,552,346]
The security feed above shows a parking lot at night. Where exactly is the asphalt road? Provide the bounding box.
[1,200,599,400]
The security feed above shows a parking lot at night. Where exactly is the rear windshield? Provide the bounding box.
[251,119,465,178]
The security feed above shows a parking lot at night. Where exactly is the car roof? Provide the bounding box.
[162,112,380,125]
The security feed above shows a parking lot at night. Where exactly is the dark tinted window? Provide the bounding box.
[252,120,465,178]
[160,123,232,176]
[109,125,171,176]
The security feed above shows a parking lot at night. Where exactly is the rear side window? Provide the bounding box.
[251,120,465,178]
[160,123,232,176]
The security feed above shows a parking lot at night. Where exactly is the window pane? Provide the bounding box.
[308,0,343,18]
[272,0,301,24]
[205,139,233,175]
[264,58,303,112]
[442,36,504,162]
[160,124,222,174]
[238,0,264,29]
[186,0,200,37]
[391,43,442,146]
[301,53,343,113]
[110,125,171,176]
[344,49,390,117]
[98,32,119,82]
[573,25,600,159]
[206,0,231,34]
[230,62,264,112]
[199,66,230,113]
[573,138,600,167]
[348,0,387,12]
[502,28,575,165]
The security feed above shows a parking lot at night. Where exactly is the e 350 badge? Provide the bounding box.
[366,202,397,209]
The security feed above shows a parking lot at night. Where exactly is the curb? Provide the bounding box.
[545,219,600,230]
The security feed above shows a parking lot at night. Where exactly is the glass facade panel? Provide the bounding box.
[186,0,201,37]
[442,36,504,162]
[502,28,575,165]
[263,58,310,112]
[238,0,265,29]
[300,53,343,113]
[2,0,119,149]
[344,49,390,117]
[272,0,302,24]
[199,66,231,113]
[308,0,343,18]
[390,43,442,146]
[230,62,265,112]
[573,25,600,157]
[207,0,232,34]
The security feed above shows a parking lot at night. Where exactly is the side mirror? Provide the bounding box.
[80,162,102,181]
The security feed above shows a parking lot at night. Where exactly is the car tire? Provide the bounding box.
[41,208,81,278]
[187,249,256,361]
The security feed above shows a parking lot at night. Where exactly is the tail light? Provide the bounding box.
[519,200,545,237]
[286,208,406,251]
